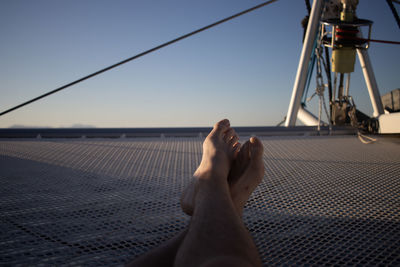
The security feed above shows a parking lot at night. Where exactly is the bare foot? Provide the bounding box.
[228,137,265,216]
[180,118,265,216]
[180,119,240,215]
[181,136,264,216]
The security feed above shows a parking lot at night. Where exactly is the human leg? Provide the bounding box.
[174,120,264,267]
[127,119,237,267]
[127,119,265,267]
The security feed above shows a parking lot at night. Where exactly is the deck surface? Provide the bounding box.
[1,135,399,266]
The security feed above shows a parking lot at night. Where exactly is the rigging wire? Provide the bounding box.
[301,35,317,105]
[306,36,331,133]
[324,46,333,122]
[358,38,400,45]
[336,36,400,45]
[386,0,400,29]
[0,0,279,118]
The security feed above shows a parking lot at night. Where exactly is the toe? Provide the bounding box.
[232,141,241,155]
[239,141,251,162]
[233,141,241,151]
[213,119,230,134]
[228,134,239,146]
[223,128,235,143]
[249,137,265,178]
[249,137,264,160]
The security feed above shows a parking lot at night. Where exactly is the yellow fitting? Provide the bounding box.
[340,11,354,22]
[332,47,356,73]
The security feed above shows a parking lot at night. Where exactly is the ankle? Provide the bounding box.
[194,164,229,182]
[195,173,229,193]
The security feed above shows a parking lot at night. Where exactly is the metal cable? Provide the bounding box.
[386,0,400,29]
[307,45,331,132]
[301,36,317,105]
[361,38,400,45]
[337,35,400,45]
[324,46,333,122]
[0,0,279,117]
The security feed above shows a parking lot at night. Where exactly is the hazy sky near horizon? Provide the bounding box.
[1,0,399,128]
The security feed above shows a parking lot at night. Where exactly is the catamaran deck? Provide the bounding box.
[0,130,399,266]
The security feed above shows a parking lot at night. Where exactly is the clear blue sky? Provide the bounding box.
[0,0,399,128]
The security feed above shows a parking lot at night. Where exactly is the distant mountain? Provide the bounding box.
[9,124,96,128]
[68,124,96,128]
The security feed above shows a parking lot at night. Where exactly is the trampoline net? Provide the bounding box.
[0,136,399,266]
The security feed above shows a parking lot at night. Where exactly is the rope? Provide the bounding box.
[346,96,378,144]
[0,0,279,118]
[306,40,331,133]
[276,116,287,127]
[386,0,400,29]
[358,132,377,144]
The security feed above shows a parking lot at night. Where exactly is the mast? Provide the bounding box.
[284,0,396,133]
